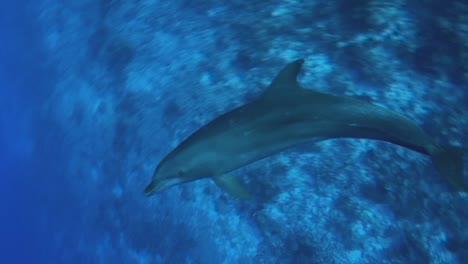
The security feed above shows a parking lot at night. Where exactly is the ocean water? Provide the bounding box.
[1,0,467,263]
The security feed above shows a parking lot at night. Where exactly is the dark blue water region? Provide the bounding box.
[0,1,60,263]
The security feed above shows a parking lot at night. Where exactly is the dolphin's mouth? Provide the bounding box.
[144,178,183,196]
[144,180,162,196]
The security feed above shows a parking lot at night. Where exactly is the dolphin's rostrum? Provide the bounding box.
[145,59,466,198]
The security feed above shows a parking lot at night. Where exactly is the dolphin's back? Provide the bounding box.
[257,86,431,155]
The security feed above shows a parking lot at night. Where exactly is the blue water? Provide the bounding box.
[1,1,467,263]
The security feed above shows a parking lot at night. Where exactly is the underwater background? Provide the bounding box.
[1,0,467,263]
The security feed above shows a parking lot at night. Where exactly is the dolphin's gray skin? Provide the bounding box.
[145,59,466,198]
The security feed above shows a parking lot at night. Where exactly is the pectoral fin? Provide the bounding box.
[429,145,467,193]
[212,174,252,199]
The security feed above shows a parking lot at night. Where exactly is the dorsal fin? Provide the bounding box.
[261,59,304,100]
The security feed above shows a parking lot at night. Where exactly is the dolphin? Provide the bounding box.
[145,59,466,198]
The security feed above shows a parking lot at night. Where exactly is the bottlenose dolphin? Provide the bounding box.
[145,59,466,198]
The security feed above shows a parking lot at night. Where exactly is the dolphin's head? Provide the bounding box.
[144,147,215,196]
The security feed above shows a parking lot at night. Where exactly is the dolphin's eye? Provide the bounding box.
[177,170,185,177]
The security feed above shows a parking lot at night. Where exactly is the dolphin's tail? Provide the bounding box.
[429,145,467,192]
